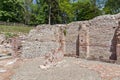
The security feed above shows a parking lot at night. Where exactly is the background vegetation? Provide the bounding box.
[0,0,119,25]
[0,25,33,33]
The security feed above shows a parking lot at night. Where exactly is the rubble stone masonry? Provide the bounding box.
[21,13,120,63]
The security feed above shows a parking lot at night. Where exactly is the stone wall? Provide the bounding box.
[87,15,118,60]
[21,25,65,58]
[65,22,81,56]
[78,14,120,62]
[21,13,120,62]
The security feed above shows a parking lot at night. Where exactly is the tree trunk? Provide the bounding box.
[48,4,51,25]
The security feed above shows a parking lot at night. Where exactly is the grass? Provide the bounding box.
[0,25,34,33]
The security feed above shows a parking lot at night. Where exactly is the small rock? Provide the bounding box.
[0,34,6,44]
[0,69,7,73]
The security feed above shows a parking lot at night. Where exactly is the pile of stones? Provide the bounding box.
[0,33,24,59]
[0,34,13,59]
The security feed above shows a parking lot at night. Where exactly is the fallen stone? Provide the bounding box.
[5,58,18,66]
[0,69,7,73]
[0,34,6,44]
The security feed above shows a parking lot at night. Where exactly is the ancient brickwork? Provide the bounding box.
[65,22,81,56]
[115,22,120,64]
[65,21,89,56]
[21,13,120,63]
[79,24,89,58]
[87,15,118,60]
[11,37,21,57]
[21,25,65,58]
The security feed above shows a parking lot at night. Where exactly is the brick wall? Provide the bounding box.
[21,13,120,62]
[21,25,65,58]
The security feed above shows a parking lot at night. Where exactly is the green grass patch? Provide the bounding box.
[4,32,18,39]
[0,25,34,33]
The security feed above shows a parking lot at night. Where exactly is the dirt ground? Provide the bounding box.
[0,58,21,80]
[1,57,120,80]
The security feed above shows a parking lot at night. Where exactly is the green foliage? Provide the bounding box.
[59,0,74,23]
[63,29,67,36]
[0,0,115,25]
[73,1,101,21]
[0,0,25,22]
[4,32,18,39]
[42,0,63,24]
[0,25,33,33]
[104,0,120,14]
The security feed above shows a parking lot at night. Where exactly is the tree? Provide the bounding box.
[24,0,46,25]
[59,0,74,23]
[44,0,62,24]
[73,0,101,21]
[0,0,102,25]
[23,0,33,24]
[96,0,107,9]
[0,0,25,22]
[104,0,120,14]
[30,0,62,25]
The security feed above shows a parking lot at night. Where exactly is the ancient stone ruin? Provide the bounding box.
[21,13,120,64]
[0,34,22,59]
[21,25,65,58]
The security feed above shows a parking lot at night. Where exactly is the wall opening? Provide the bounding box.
[109,23,120,60]
[76,35,79,56]
[110,32,117,60]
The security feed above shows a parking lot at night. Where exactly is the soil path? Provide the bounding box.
[1,57,120,80]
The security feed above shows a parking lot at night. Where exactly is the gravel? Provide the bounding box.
[11,57,101,80]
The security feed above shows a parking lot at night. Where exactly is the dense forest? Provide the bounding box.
[0,0,120,25]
